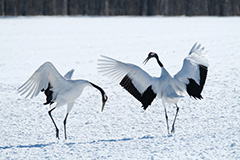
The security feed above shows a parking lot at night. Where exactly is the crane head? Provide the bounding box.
[143,52,158,65]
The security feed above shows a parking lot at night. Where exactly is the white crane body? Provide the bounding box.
[18,62,108,139]
[98,43,208,134]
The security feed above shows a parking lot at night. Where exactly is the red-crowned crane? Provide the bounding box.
[98,43,208,134]
[18,62,108,140]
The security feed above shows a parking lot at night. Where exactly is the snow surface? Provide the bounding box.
[0,16,239,159]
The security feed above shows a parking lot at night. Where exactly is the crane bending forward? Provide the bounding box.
[98,43,208,134]
[18,62,108,140]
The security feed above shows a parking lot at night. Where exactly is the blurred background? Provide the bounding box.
[1,0,240,16]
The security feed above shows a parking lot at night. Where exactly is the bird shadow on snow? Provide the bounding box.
[0,135,154,150]
[0,142,56,150]
[65,135,155,146]
[87,135,154,144]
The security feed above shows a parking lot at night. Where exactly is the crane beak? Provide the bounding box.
[143,57,150,65]
[101,95,108,112]
[101,102,105,112]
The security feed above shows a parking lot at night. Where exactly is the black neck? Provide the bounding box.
[90,82,105,100]
[155,56,163,67]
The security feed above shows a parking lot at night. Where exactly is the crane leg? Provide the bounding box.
[163,102,170,134]
[63,113,69,140]
[48,107,59,139]
[171,104,179,134]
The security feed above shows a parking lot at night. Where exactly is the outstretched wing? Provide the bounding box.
[174,43,209,99]
[64,69,74,79]
[98,56,157,110]
[18,62,69,101]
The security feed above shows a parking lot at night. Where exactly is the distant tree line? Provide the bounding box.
[0,0,239,16]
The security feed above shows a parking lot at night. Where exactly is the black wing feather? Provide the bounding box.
[186,64,208,99]
[120,75,156,110]
[41,83,54,105]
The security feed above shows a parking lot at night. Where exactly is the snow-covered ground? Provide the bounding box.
[0,16,239,159]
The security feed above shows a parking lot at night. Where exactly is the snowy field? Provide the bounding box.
[0,16,239,159]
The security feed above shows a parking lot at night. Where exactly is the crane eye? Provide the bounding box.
[150,52,155,56]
